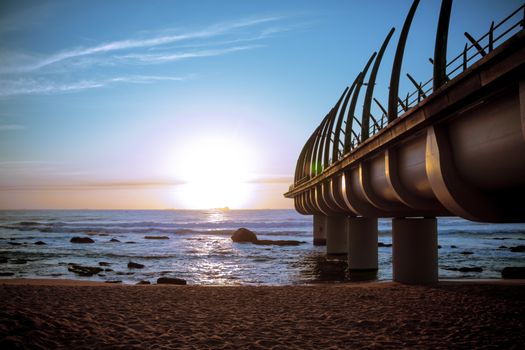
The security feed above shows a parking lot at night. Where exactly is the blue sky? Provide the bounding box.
[0,0,521,209]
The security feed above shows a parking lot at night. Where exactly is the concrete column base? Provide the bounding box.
[326,216,348,256]
[392,217,438,284]
[347,217,378,271]
[313,215,327,246]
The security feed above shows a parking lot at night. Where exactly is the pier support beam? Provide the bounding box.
[392,217,438,284]
[347,217,378,271]
[313,215,327,246]
[326,216,348,255]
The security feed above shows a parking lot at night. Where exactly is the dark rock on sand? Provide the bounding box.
[157,277,187,285]
[501,266,525,279]
[231,228,258,243]
[445,267,483,273]
[510,245,525,252]
[231,228,304,246]
[460,251,474,255]
[67,263,103,276]
[70,237,94,244]
[144,236,169,240]
[34,241,46,245]
[0,272,15,276]
[99,262,111,266]
[109,238,121,242]
[137,280,151,285]
[128,262,144,269]
[378,242,392,247]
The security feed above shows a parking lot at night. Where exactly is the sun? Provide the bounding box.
[175,137,255,209]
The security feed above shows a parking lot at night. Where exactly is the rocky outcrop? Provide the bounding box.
[510,245,525,252]
[67,263,103,276]
[70,237,94,244]
[157,277,187,285]
[231,228,258,243]
[501,266,525,279]
[128,262,144,269]
[231,228,304,246]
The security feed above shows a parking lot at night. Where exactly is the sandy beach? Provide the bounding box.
[1,279,524,349]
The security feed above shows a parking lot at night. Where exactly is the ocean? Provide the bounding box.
[0,210,524,285]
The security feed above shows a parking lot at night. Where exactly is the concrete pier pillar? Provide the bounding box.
[313,215,327,246]
[326,216,348,255]
[392,217,438,284]
[347,217,378,271]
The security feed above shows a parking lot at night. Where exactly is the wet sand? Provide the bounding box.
[1,279,524,349]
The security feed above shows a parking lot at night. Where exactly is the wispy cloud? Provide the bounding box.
[2,16,282,74]
[0,14,303,97]
[117,45,260,64]
[0,124,25,131]
[0,75,187,97]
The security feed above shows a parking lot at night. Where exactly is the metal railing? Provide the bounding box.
[292,4,524,189]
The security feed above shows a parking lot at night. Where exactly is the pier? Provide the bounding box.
[284,1,525,284]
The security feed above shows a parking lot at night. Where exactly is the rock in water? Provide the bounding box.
[502,267,525,279]
[34,241,46,245]
[70,237,95,244]
[157,277,187,285]
[128,262,145,269]
[144,236,169,240]
[510,245,525,252]
[109,238,120,243]
[67,264,103,276]
[231,228,258,243]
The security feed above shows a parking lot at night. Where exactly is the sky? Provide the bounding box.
[0,0,522,209]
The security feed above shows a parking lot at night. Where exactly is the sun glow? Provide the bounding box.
[175,137,255,209]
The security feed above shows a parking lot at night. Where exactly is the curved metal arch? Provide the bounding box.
[322,87,350,168]
[343,52,377,153]
[387,0,420,122]
[307,113,331,177]
[313,110,334,176]
[332,78,359,162]
[294,131,316,182]
[302,124,323,180]
[297,125,321,182]
[433,0,453,90]
[361,27,396,141]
